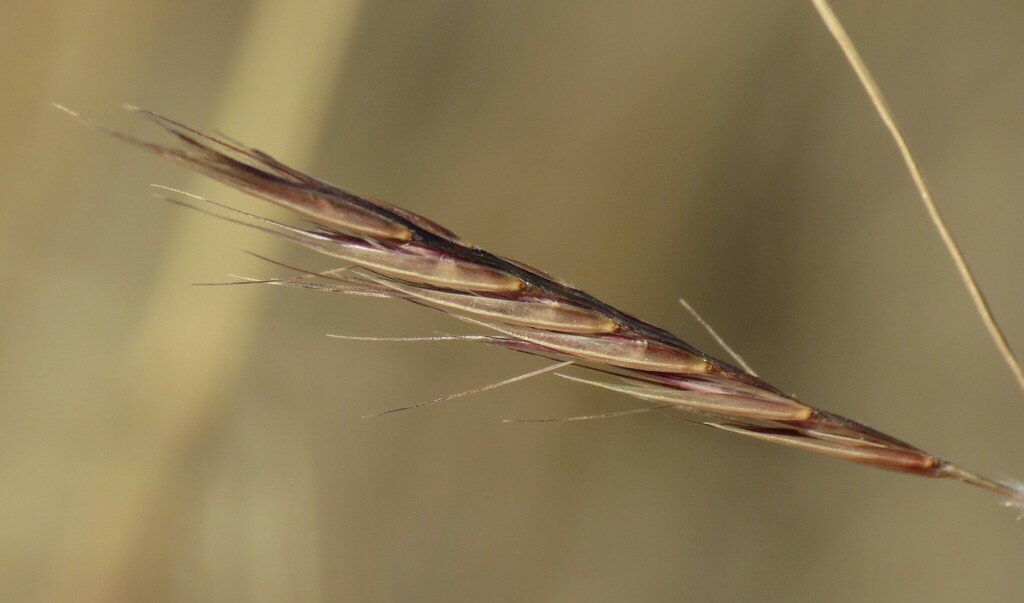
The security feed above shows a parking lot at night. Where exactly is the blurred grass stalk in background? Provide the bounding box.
[44,1,366,601]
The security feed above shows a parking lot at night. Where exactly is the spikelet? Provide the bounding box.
[59,105,1024,507]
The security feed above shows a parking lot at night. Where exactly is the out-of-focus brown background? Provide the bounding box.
[4,1,1024,601]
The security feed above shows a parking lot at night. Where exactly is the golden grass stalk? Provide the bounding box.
[58,104,1024,508]
[811,0,1024,399]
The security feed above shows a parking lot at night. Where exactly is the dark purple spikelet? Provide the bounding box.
[59,104,1024,508]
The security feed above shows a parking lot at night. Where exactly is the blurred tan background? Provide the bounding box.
[4,1,1024,601]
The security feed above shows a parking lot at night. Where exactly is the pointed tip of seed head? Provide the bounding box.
[1002,495,1024,518]
[994,478,1024,516]
[938,463,1024,511]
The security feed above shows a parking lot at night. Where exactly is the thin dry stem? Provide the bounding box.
[811,0,1024,398]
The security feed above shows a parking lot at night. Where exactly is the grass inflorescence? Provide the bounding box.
[56,96,1024,508]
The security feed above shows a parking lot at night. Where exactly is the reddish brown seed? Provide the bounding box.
[293,238,524,293]
[193,165,415,242]
[710,424,940,475]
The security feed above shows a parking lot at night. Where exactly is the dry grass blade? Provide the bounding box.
[62,104,1024,509]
